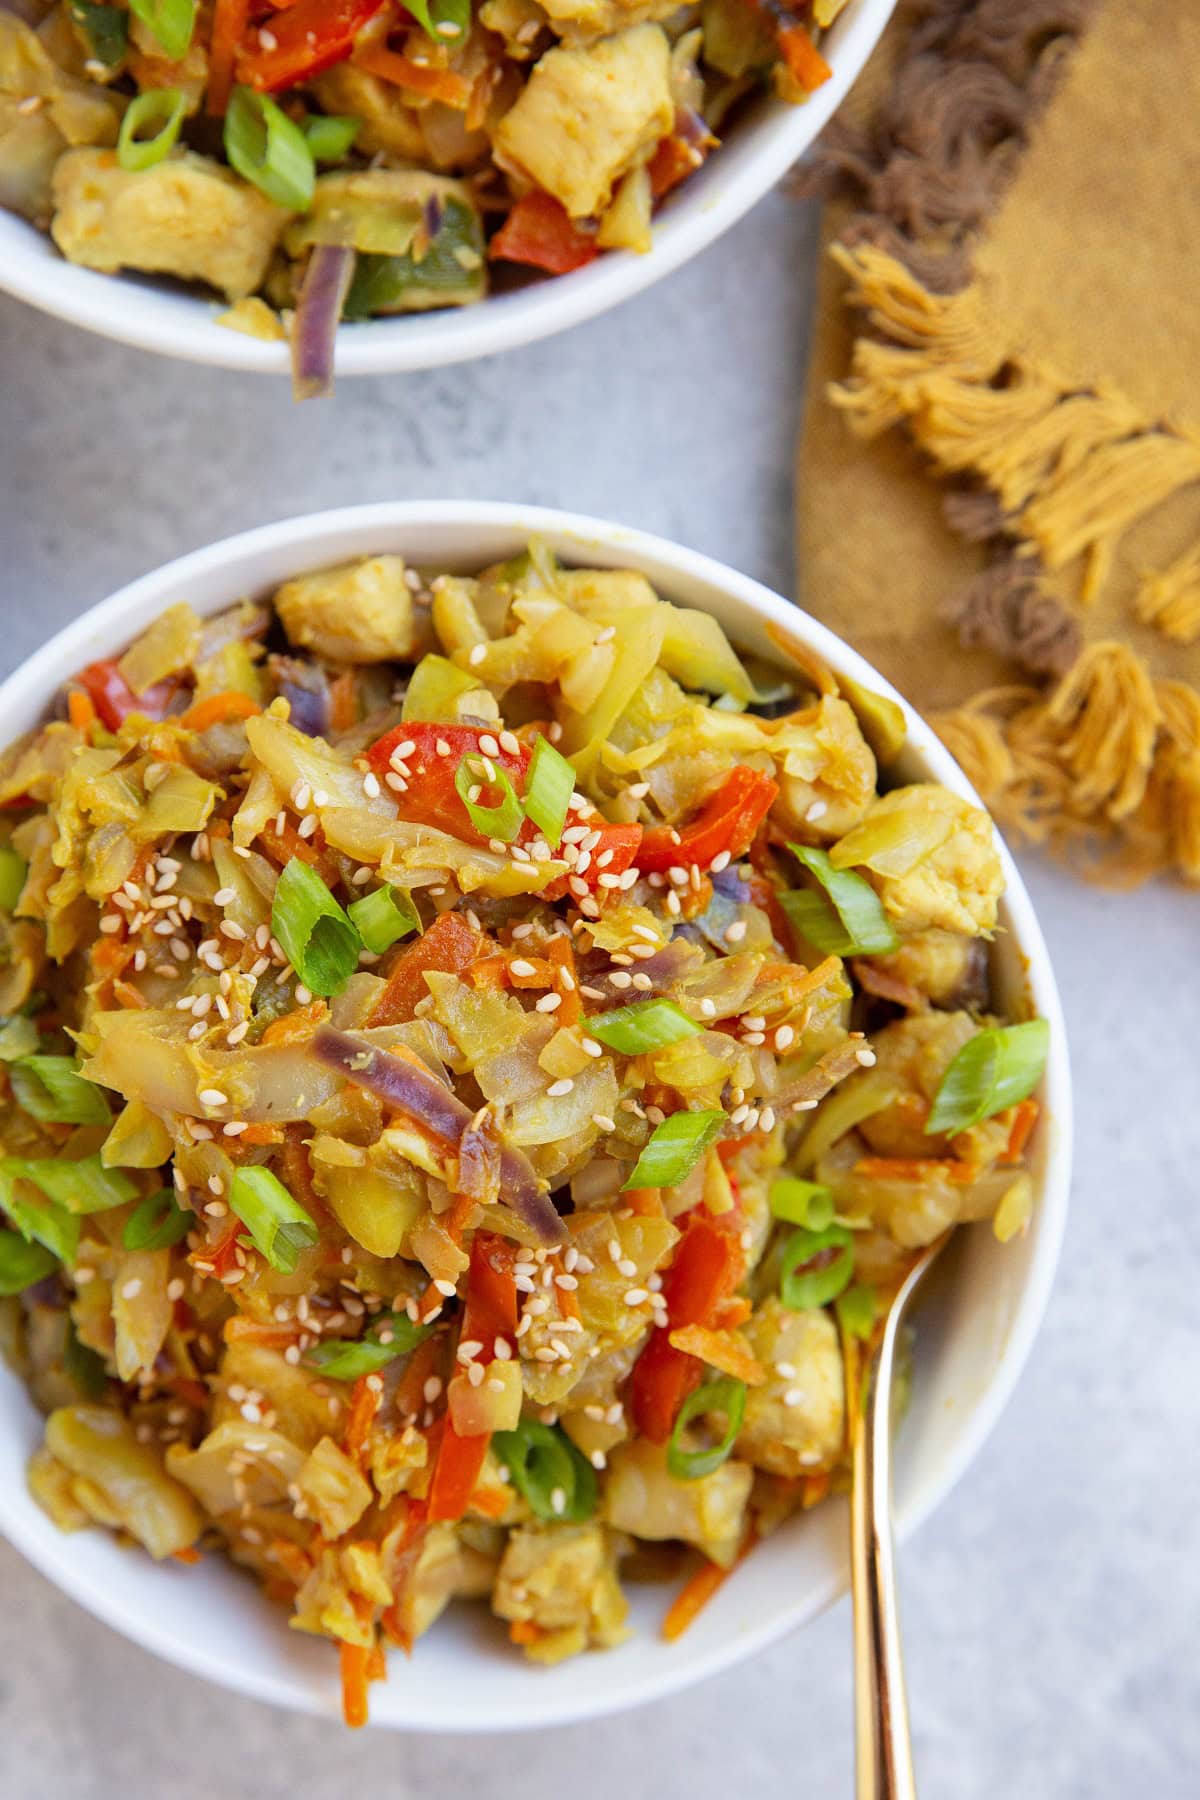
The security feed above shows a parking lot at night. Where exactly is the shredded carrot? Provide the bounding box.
[504,955,554,989]
[395,1335,442,1418]
[468,954,512,990]
[470,1485,511,1520]
[181,690,260,732]
[508,1618,544,1646]
[279,1123,331,1226]
[668,1323,766,1386]
[545,934,582,1025]
[853,1155,979,1185]
[340,1641,371,1729]
[777,21,831,92]
[328,671,357,733]
[1004,1098,1040,1162]
[112,978,148,1009]
[366,910,482,1027]
[343,1374,382,1464]
[355,44,471,107]
[268,1536,313,1587]
[207,0,249,114]
[625,1186,663,1218]
[67,689,96,733]
[171,1546,202,1566]
[662,1530,759,1643]
[366,1642,387,1683]
[222,1317,299,1350]
[261,999,329,1045]
[258,814,340,888]
[712,1294,752,1329]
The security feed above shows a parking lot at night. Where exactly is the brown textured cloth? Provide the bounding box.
[796,0,1200,882]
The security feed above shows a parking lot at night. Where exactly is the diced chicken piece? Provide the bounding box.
[770,696,878,841]
[386,1521,498,1643]
[735,1299,844,1478]
[492,1522,628,1660]
[540,0,681,39]
[603,1438,752,1568]
[50,150,289,301]
[274,555,418,664]
[493,25,673,220]
[830,785,1004,937]
[858,1011,981,1159]
[864,928,989,1011]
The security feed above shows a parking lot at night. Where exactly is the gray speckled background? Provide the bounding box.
[2,190,1198,1800]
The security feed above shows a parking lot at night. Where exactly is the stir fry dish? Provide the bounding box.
[1,0,844,389]
[0,545,1048,1725]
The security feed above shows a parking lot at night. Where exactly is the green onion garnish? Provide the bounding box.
[0,1017,37,1063]
[835,1283,879,1340]
[228,1166,319,1274]
[305,1312,435,1381]
[1,1176,79,1265]
[522,734,575,850]
[455,753,524,843]
[401,0,470,42]
[622,1109,725,1191]
[925,1019,1049,1137]
[64,1319,108,1398]
[667,1375,746,1480]
[10,1055,110,1125]
[492,1420,598,1522]
[123,1187,193,1252]
[587,998,700,1056]
[302,114,361,164]
[781,844,899,958]
[224,86,315,213]
[346,883,421,955]
[67,0,129,68]
[769,1176,834,1230]
[127,0,195,61]
[0,847,27,912]
[780,1223,855,1311]
[1,1156,135,1215]
[271,857,361,997]
[117,87,186,173]
[0,1230,56,1296]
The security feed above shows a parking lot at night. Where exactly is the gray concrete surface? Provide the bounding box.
[1,188,1197,1799]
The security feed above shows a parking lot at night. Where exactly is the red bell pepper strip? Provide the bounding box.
[461,1233,518,1358]
[368,721,531,844]
[427,1415,492,1522]
[206,0,249,114]
[489,192,598,276]
[629,1214,743,1443]
[77,659,177,733]
[638,767,779,873]
[234,0,385,91]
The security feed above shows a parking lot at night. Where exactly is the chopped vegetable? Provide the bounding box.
[782,844,900,957]
[365,909,480,1027]
[67,1,128,69]
[769,1176,834,1230]
[1,1155,134,1215]
[346,884,421,954]
[117,89,186,173]
[926,1020,1050,1137]
[306,1314,435,1381]
[224,86,315,212]
[780,1224,855,1312]
[291,244,354,402]
[271,858,361,998]
[10,1056,109,1125]
[638,768,778,873]
[123,1188,193,1251]
[455,753,525,844]
[0,848,27,911]
[667,1376,746,1480]
[489,192,597,276]
[522,735,575,850]
[0,1231,56,1296]
[493,1420,598,1522]
[623,1110,725,1191]
[303,116,361,164]
[234,0,385,93]
[836,1284,879,1340]
[228,1166,319,1273]
[128,0,195,63]
[588,998,699,1055]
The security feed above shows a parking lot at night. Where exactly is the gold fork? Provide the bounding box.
[848,1235,949,1800]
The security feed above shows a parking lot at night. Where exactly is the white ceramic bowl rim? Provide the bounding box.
[0,0,896,373]
[0,502,1071,1731]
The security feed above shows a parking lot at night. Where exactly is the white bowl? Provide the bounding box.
[0,502,1071,1730]
[0,0,894,374]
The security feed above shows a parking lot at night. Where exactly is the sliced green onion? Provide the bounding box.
[667,1375,746,1480]
[1,1178,79,1265]
[782,844,899,957]
[347,884,421,955]
[588,998,700,1056]
[271,857,361,997]
[836,1283,879,1340]
[123,1187,193,1252]
[401,0,471,44]
[622,1109,725,1191]
[769,1176,834,1230]
[127,0,195,61]
[401,653,479,724]
[10,1055,110,1125]
[228,1165,319,1274]
[0,847,27,911]
[492,1420,597,1522]
[117,87,186,173]
[305,1313,435,1381]
[0,1015,38,1062]
[522,734,575,850]
[926,1019,1049,1137]
[67,0,129,68]
[455,753,524,843]
[224,86,315,212]
[303,114,361,163]
[4,1156,135,1215]
[0,1230,56,1296]
[64,1320,108,1398]
[780,1223,855,1311]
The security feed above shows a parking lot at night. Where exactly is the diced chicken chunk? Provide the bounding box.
[494,25,673,220]
[50,150,289,301]
[858,1011,981,1159]
[831,785,1004,937]
[735,1300,844,1478]
[603,1438,752,1568]
[865,928,988,1010]
[770,696,878,841]
[274,555,418,664]
[492,1522,628,1660]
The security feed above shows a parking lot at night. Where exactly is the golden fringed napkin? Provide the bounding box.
[795,0,1200,884]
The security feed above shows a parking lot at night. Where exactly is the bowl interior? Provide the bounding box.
[0,0,896,373]
[0,504,1070,1730]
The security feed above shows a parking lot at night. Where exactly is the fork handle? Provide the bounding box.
[850,1316,918,1800]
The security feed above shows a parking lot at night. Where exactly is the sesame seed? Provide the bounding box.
[616,1258,637,1278]
[631,973,653,991]
[806,800,828,823]
[784,1388,805,1408]
[220,920,247,941]
[725,920,748,943]
[213,886,237,906]
[468,644,486,666]
[776,1360,796,1378]
[591,1113,616,1132]
[295,985,313,1006]
[167,1278,185,1302]
[547,1078,574,1097]
[198,1088,228,1108]
[510,959,536,978]
[743,1015,766,1032]
[624,1288,649,1307]
[775,1024,796,1051]
[535,992,562,1013]
[760,1107,777,1132]
[610,970,633,990]
[479,734,500,758]
[856,1047,878,1067]
[743,1031,766,1047]
[121,1279,142,1300]
[434,1278,457,1297]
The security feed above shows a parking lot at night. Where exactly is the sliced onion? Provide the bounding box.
[291,245,354,403]
[773,1037,869,1112]
[314,1026,564,1245]
[269,655,330,738]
